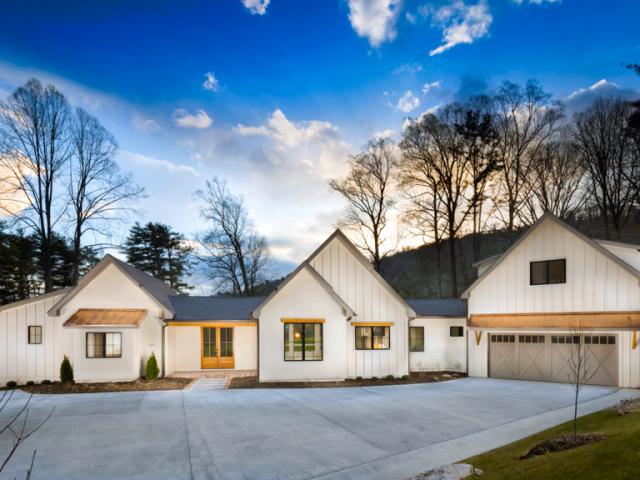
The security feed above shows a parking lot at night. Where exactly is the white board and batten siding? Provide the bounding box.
[467,219,640,315]
[410,317,467,372]
[309,235,410,379]
[466,217,640,387]
[0,291,68,385]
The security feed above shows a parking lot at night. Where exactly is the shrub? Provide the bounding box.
[355,376,363,381]
[26,380,35,386]
[401,375,409,380]
[41,379,52,385]
[60,355,74,384]
[6,380,17,389]
[371,376,379,381]
[385,374,395,381]
[145,353,160,380]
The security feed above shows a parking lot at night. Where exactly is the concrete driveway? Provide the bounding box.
[0,378,634,480]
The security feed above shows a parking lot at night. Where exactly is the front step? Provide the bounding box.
[187,378,228,391]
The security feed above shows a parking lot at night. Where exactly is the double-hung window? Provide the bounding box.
[86,332,122,358]
[284,322,323,361]
[355,326,390,350]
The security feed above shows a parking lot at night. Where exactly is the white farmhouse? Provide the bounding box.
[464,213,640,388]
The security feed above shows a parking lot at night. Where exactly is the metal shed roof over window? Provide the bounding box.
[63,309,147,327]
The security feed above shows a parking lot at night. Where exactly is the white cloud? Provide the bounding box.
[406,11,417,24]
[402,104,442,130]
[172,109,213,129]
[202,72,219,92]
[347,0,403,48]
[241,0,270,15]
[374,129,396,140]
[422,80,442,95]
[393,62,423,75]
[564,79,639,114]
[512,0,560,4]
[235,108,339,150]
[131,112,160,132]
[396,90,420,113]
[428,1,493,56]
[119,150,199,177]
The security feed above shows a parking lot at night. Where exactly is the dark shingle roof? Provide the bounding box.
[109,255,176,313]
[169,296,267,321]
[406,298,467,317]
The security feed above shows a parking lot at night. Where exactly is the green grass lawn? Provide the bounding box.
[464,407,640,479]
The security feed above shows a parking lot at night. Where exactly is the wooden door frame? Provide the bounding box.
[200,326,235,369]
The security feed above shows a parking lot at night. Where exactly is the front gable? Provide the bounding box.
[466,216,640,314]
[308,232,415,321]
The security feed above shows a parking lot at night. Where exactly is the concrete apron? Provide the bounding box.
[316,387,640,480]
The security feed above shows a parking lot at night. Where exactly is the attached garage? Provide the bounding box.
[489,333,618,386]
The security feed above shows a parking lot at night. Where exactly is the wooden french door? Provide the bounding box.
[201,327,234,369]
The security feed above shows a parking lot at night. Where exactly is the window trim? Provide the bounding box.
[449,326,464,338]
[409,326,424,352]
[530,259,566,285]
[86,332,122,359]
[355,325,391,350]
[28,325,42,345]
[283,322,323,362]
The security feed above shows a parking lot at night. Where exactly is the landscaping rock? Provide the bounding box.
[408,463,483,480]
[616,398,640,415]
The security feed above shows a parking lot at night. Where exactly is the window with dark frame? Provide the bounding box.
[409,326,424,352]
[284,323,323,361]
[86,332,122,358]
[28,326,42,345]
[530,259,566,285]
[355,326,390,350]
[450,326,464,337]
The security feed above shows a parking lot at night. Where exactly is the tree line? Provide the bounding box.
[330,79,640,297]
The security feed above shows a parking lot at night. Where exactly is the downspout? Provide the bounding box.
[253,314,260,382]
[161,322,167,378]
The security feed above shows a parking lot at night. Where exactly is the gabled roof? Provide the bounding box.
[48,254,176,316]
[251,264,356,318]
[462,212,640,299]
[251,229,416,319]
[407,298,467,317]
[170,295,266,321]
[0,288,72,313]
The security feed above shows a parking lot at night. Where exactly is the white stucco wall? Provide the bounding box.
[166,324,257,372]
[409,317,466,372]
[259,268,349,381]
[0,292,68,385]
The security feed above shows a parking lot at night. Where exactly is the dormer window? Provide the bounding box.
[530,259,566,285]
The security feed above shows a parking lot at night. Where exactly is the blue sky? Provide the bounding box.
[0,0,639,278]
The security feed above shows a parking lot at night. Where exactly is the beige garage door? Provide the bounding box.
[489,333,618,386]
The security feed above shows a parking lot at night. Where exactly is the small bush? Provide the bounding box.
[355,376,363,381]
[371,376,379,381]
[6,381,17,389]
[60,355,74,384]
[41,379,52,385]
[401,375,409,380]
[145,352,160,380]
[385,374,395,381]
[26,380,35,386]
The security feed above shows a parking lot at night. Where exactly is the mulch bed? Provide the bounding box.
[519,433,606,460]
[17,377,194,394]
[228,371,466,389]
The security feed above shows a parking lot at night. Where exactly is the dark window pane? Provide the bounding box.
[450,326,464,337]
[548,259,566,284]
[530,261,547,285]
[410,327,424,352]
[355,326,371,350]
[372,327,390,350]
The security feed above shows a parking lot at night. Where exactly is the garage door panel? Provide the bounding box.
[490,333,618,387]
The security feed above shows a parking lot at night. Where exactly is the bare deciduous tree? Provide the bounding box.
[400,105,470,297]
[69,108,144,284]
[195,178,270,295]
[524,130,586,221]
[0,390,54,477]
[329,138,397,272]
[0,79,72,292]
[573,98,640,239]
[493,80,563,240]
[567,330,599,441]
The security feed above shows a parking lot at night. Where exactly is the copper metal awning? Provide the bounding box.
[63,309,147,327]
